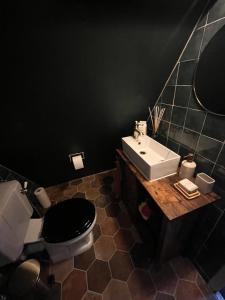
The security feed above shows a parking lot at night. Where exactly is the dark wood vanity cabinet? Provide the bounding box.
[116,149,220,263]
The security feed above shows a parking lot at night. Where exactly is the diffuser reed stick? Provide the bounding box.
[148,105,165,137]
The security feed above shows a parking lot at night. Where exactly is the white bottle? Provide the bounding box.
[179,153,196,179]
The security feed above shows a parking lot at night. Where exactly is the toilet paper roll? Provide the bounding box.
[72,155,84,170]
[34,187,51,209]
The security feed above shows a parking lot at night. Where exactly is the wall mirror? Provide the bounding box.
[193,25,225,116]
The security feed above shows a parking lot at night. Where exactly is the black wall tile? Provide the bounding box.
[179,144,190,157]
[208,0,225,23]
[212,164,225,193]
[151,1,225,281]
[167,65,178,85]
[195,154,214,175]
[217,144,225,168]
[188,90,203,110]
[196,135,223,162]
[167,138,180,153]
[161,104,172,122]
[201,19,225,52]
[195,244,224,279]
[161,86,175,104]
[156,135,167,146]
[181,28,204,60]
[171,106,187,126]
[180,128,199,151]
[197,14,208,28]
[168,123,183,144]
[177,60,197,85]
[202,114,225,142]
[206,213,225,254]
[185,109,206,132]
[174,86,191,107]
[158,120,169,137]
[188,204,222,257]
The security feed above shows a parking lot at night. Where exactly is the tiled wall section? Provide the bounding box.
[0,164,43,217]
[150,0,225,283]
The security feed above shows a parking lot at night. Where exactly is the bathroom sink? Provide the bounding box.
[122,135,180,181]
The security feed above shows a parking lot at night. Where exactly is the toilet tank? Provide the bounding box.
[0,180,33,266]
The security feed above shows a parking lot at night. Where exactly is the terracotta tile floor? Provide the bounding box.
[44,169,216,300]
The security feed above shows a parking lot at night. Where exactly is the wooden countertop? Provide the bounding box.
[116,149,220,221]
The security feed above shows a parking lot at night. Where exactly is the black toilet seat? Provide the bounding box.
[42,198,96,243]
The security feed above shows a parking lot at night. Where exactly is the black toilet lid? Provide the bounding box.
[42,198,95,243]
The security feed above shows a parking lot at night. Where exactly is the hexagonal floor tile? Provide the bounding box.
[155,292,175,300]
[114,229,134,251]
[96,207,107,224]
[94,236,116,261]
[109,251,133,281]
[150,263,178,295]
[95,195,112,208]
[103,279,131,300]
[62,269,87,300]
[176,279,205,300]
[63,185,78,198]
[69,178,82,186]
[83,291,102,300]
[100,185,112,195]
[130,243,152,269]
[170,256,197,282]
[91,176,103,188]
[74,246,95,270]
[100,217,119,236]
[116,211,132,228]
[93,224,101,242]
[87,260,111,293]
[82,175,95,183]
[78,181,91,193]
[73,192,86,198]
[105,203,120,217]
[128,269,156,300]
[86,187,101,200]
[49,258,74,283]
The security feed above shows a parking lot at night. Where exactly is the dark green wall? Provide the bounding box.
[2,0,207,185]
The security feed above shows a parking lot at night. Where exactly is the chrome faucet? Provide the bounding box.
[133,128,142,140]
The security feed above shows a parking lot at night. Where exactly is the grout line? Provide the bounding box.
[195,152,217,165]
[194,210,224,260]
[200,134,224,144]
[175,84,193,87]
[196,13,225,30]
[179,58,197,63]
[166,62,181,144]
[193,112,207,158]
[211,142,225,174]
[194,257,210,281]
[197,12,208,58]
[149,0,211,115]
[206,16,225,27]
[169,261,180,296]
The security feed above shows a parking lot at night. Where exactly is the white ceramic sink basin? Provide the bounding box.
[122,135,180,181]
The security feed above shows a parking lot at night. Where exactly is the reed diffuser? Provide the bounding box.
[148,105,165,138]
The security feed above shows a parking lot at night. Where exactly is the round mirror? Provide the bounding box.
[193,25,225,116]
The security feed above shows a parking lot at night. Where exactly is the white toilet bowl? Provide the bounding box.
[0,180,96,266]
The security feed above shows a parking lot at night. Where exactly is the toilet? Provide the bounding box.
[0,180,96,266]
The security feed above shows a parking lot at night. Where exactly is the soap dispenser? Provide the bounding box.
[179,153,196,179]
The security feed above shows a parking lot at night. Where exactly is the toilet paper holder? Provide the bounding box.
[68,152,85,162]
